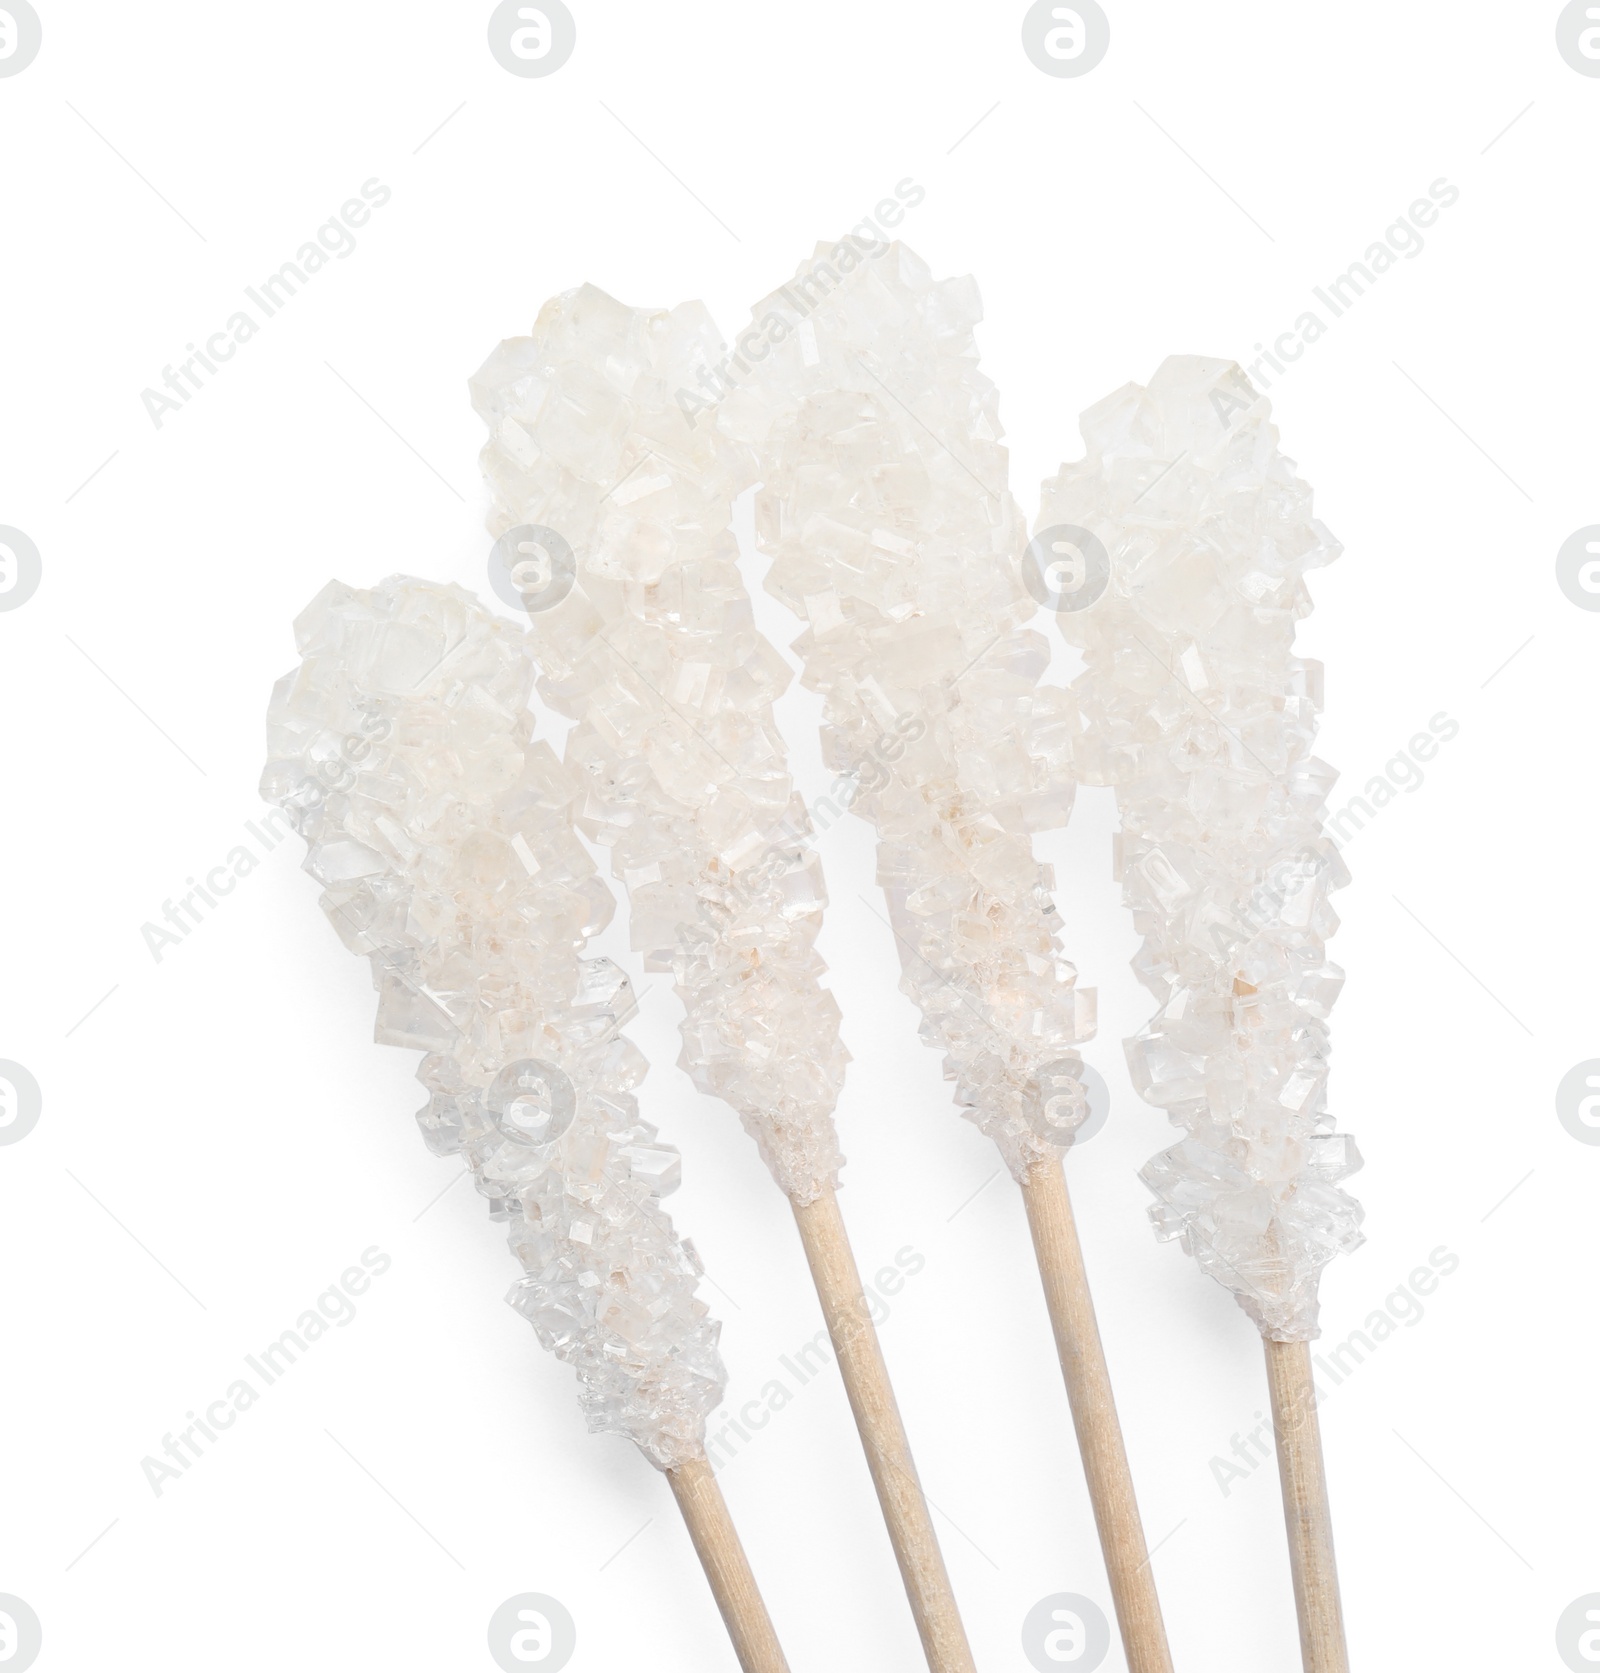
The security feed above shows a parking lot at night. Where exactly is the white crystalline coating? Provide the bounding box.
[260,576,725,1466]
[1039,357,1362,1341]
[470,284,847,1204]
[722,243,1092,1180]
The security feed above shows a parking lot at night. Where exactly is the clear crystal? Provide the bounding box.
[1041,357,1363,1341]
[472,287,849,1204]
[262,576,726,1467]
[721,243,1095,1178]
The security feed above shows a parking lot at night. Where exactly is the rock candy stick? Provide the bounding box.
[471,287,975,1673]
[1038,358,1358,1673]
[724,243,1174,1673]
[262,576,789,1673]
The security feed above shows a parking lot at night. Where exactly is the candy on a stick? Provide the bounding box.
[1037,357,1359,1673]
[723,242,1174,1673]
[261,576,790,1673]
[471,286,976,1673]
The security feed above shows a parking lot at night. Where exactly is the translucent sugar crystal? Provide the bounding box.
[261,575,725,1466]
[472,286,848,1204]
[1040,358,1362,1341]
[723,243,1093,1178]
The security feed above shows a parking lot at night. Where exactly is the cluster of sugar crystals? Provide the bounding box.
[470,285,848,1204]
[724,243,1093,1178]
[1040,358,1362,1340]
[260,576,725,1465]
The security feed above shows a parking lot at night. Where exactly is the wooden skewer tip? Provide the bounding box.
[792,1184,977,1673]
[1020,1155,1175,1673]
[1264,1336,1349,1673]
[666,1452,791,1673]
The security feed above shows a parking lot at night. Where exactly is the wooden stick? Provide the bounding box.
[792,1185,977,1673]
[1020,1155,1174,1673]
[1263,1338,1348,1673]
[666,1451,791,1673]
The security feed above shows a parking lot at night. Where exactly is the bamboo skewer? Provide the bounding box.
[1263,1341,1348,1673]
[265,578,796,1673]
[472,287,975,1671]
[1036,356,1362,1671]
[793,1186,977,1673]
[1021,1157,1174,1673]
[729,241,1175,1668]
[668,1455,792,1673]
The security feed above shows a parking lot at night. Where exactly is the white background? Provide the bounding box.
[1,3,1595,1670]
